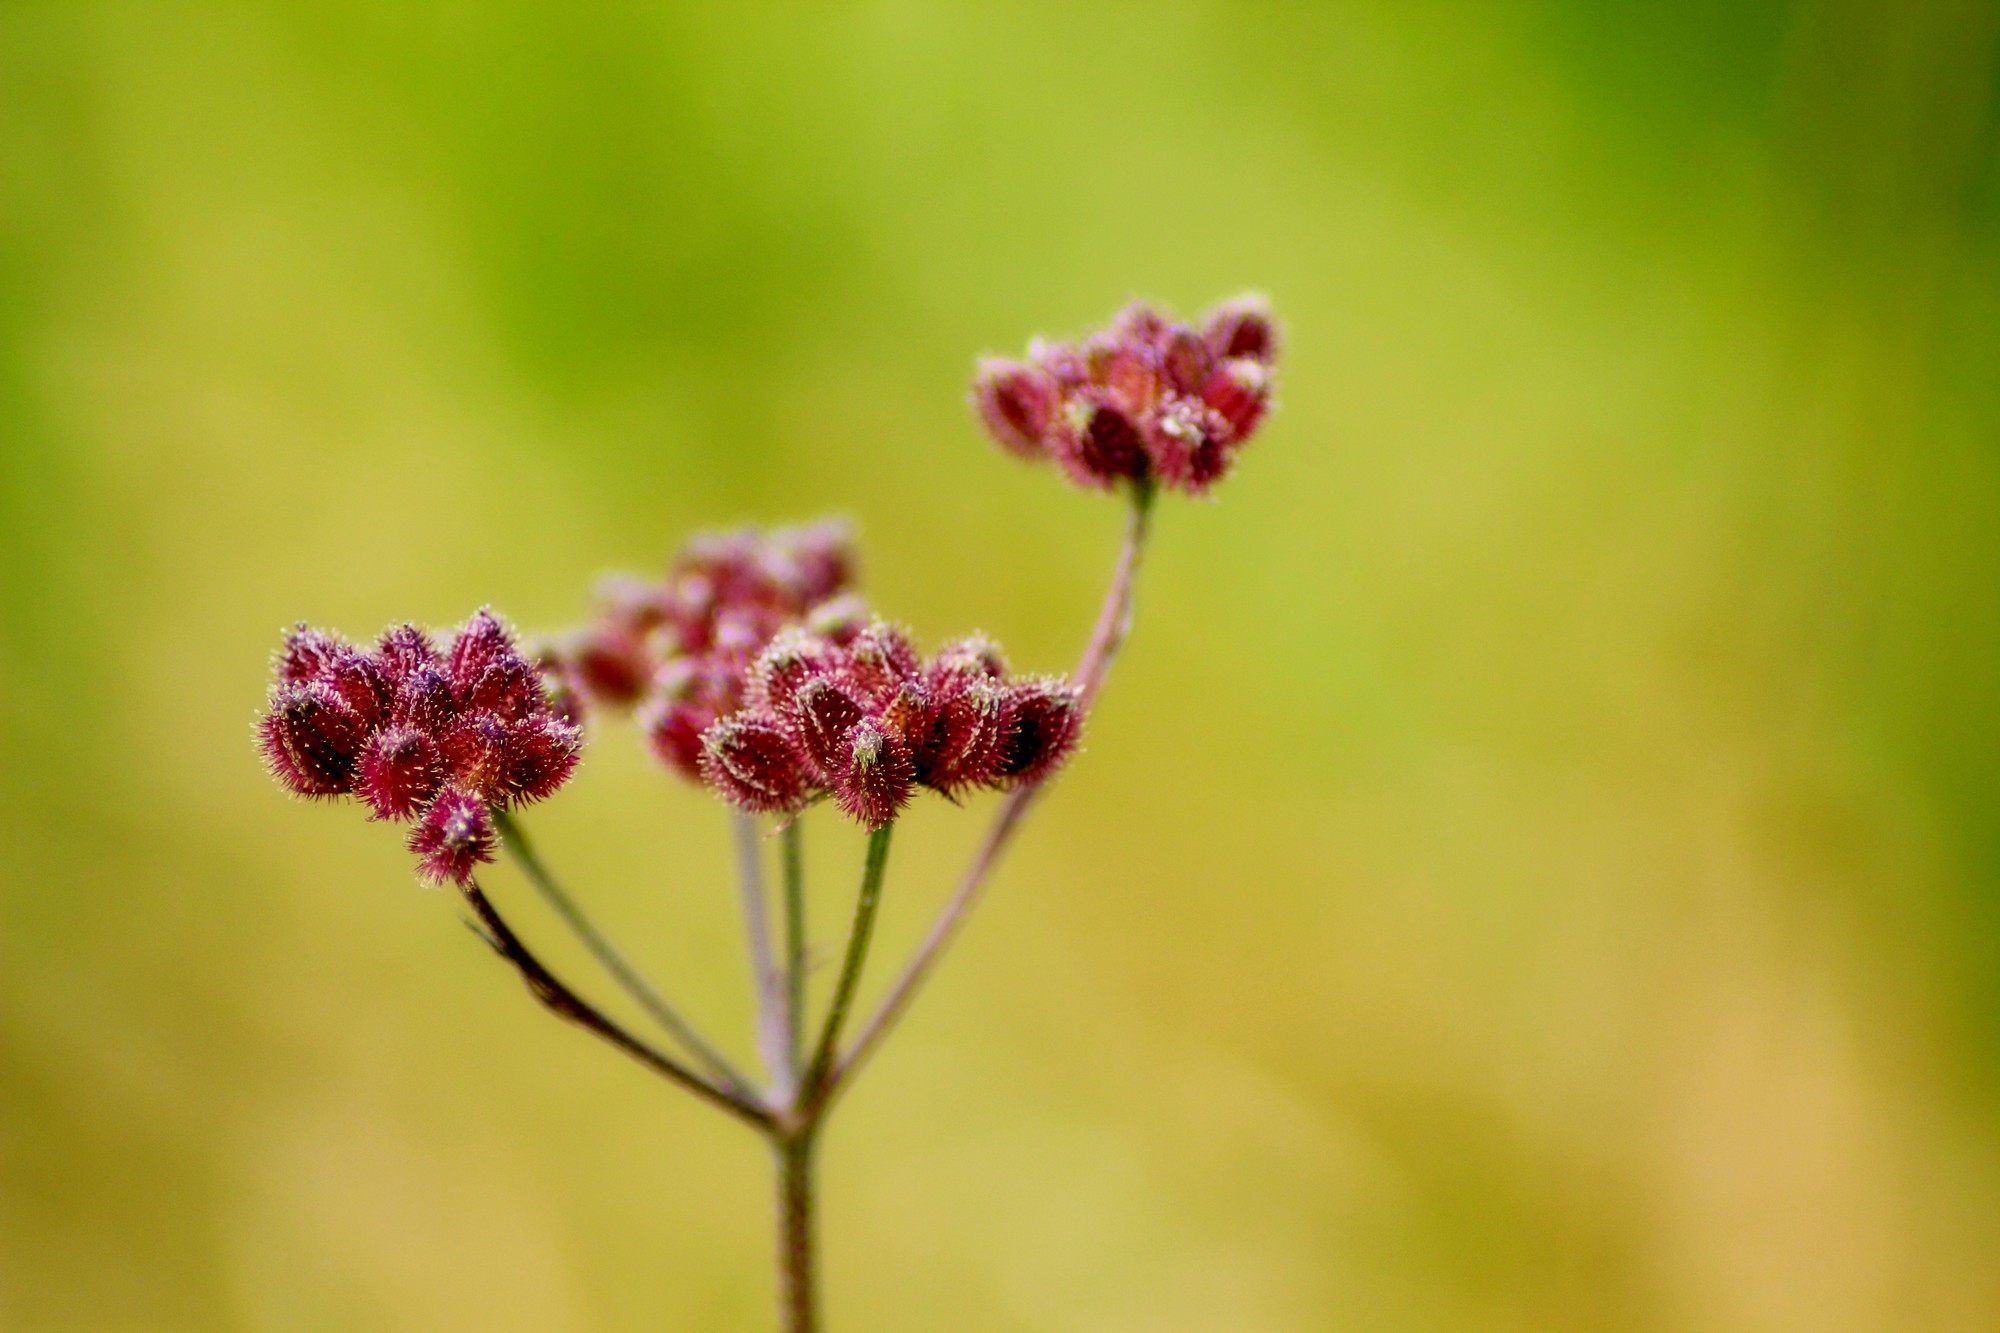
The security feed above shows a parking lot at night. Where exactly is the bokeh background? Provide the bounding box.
[5,1,2000,1328]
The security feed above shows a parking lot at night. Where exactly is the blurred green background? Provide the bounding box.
[5,1,2000,1328]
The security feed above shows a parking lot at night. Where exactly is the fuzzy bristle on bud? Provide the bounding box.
[700,714,813,814]
[406,788,496,887]
[995,678,1083,788]
[973,359,1057,460]
[356,725,445,821]
[830,721,914,829]
[261,683,368,797]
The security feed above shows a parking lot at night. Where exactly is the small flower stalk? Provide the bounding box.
[254,293,1279,1332]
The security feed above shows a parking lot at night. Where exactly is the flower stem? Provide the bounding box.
[491,808,753,1098]
[802,823,895,1106]
[456,875,773,1131]
[736,812,793,1104]
[781,819,807,1082]
[775,1129,819,1333]
[832,481,1155,1091]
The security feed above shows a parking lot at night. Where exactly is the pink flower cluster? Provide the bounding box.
[543,519,857,721]
[257,611,580,885]
[972,294,1279,495]
[700,621,1082,829]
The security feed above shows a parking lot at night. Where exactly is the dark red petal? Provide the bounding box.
[699,714,814,814]
[356,725,446,821]
[406,788,496,887]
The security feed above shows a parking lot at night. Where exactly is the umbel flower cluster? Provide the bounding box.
[258,612,580,885]
[972,293,1277,495]
[253,293,1279,1333]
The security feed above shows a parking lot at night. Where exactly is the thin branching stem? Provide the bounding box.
[456,876,773,1131]
[831,481,1155,1092]
[736,812,793,1104]
[490,808,754,1098]
[800,823,895,1109]
[781,819,807,1083]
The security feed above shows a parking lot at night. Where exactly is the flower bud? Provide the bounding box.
[321,647,391,728]
[927,633,1008,682]
[995,678,1083,788]
[495,714,582,807]
[392,663,455,733]
[843,620,921,701]
[804,593,870,645]
[917,675,1006,795]
[406,788,496,887]
[447,609,514,691]
[260,682,369,797]
[1202,359,1272,443]
[1144,395,1233,495]
[643,656,741,779]
[1057,398,1148,490]
[972,359,1056,460]
[831,720,914,829]
[356,725,445,821]
[1160,326,1214,396]
[1202,294,1278,364]
[790,677,865,783]
[700,714,813,814]
[464,654,543,721]
[276,626,344,686]
[440,710,511,798]
[375,624,442,688]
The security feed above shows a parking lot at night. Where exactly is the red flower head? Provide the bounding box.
[690,617,1085,830]
[257,609,582,882]
[971,294,1280,496]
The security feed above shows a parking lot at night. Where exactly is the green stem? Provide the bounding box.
[781,819,807,1083]
[802,823,894,1104]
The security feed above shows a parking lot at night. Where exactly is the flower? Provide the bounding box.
[971,294,1279,496]
[256,611,582,885]
[691,618,1084,829]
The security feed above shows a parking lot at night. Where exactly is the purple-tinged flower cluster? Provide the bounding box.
[972,294,1279,496]
[257,611,580,885]
[544,520,856,721]
[698,619,1082,829]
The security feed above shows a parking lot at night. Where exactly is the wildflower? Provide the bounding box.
[971,294,1279,496]
[690,617,1084,829]
[256,611,581,884]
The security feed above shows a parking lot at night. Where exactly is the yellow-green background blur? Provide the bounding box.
[6,2,2000,1329]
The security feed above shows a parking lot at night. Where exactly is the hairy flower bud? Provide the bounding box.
[917,674,1006,795]
[1145,395,1233,495]
[995,678,1083,788]
[375,624,443,688]
[1202,293,1278,364]
[441,710,512,799]
[644,656,742,780]
[261,682,368,797]
[495,715,582,806]
[1202,359,1273,444]
[276,626,344,686]
[790,677,865,783]
[447,610,514,693]
[830,720,914,829]
[355,725,445,821]
[1057,397,1148,490]
[700,714,813,814]
[406,788,496,887]
[973,359,1057,460]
